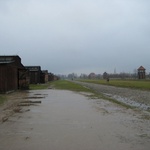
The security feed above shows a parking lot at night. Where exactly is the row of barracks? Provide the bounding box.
[0,55,57,93]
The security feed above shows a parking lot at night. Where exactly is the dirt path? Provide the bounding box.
[0,89,150,150]
[72,81,150,110]
[0,91,29,122]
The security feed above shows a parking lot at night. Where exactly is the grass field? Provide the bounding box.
[29,80,93,93]
[29,83,51,90]
[77,79,150,90]
[50,80,93,93]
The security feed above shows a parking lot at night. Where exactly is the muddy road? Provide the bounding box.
[0,89,150,150]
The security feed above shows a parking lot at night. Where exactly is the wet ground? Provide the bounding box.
[0,89,150,150]
[73,81,150,110]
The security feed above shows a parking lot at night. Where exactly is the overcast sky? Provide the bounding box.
[0,0,150,75]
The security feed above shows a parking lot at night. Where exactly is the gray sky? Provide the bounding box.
[0,0,150,75]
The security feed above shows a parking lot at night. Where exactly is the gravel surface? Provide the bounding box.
[73,81,150,111]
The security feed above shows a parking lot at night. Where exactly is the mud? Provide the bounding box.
[0,91,29,122]
[0,90,150,150]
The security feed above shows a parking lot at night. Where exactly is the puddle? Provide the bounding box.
[79,92,94,96]
[23,96,45,99]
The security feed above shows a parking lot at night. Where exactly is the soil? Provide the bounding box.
[0,91,29,122]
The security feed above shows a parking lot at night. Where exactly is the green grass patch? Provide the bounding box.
[29,80,94,92]
[0,95,7,105]
[77,79,150,90]
[50,80,93,93]
[29,83,51,90]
